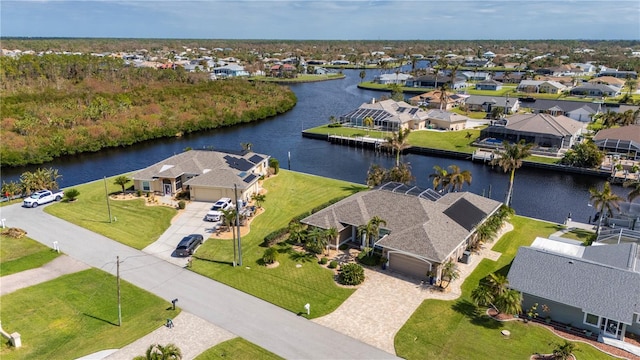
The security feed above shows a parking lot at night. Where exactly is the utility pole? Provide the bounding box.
[104,176,112,223]
[234,184,243,267]
[117,256,122,326]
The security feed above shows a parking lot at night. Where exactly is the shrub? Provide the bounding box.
[65,188,80,201]
[177,200,186,210]
[357,252,381,266]
[320,257,328,265]
[269,158,280,174]
[262,227,289,247]
[136,189,142,197]
[339,263,365,285]
[338,244,349,250]
[327,123,342,128]
[328,260,338,269]
[262,247,278,265]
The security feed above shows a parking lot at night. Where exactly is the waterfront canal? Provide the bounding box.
[0,70,627,224]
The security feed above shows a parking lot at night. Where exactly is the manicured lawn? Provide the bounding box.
[0,268,180,360]
[0,235,61,276]
[195,338,283,360]
[408,128,482,153]
[45,175,176,250]
[561,228,595,244]
[305,124,388,139]
[395,216,615,360]
[192,170,366,318]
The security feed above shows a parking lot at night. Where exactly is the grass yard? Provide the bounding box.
[0,268,180,360]
[561,228,595,244]
[407,128,481,153]
[192,170,366,318]
[195,338,283,360]
[395,216,615,360]
[305,125,387,139]
[0,235,61,276]
[45,174,176,249]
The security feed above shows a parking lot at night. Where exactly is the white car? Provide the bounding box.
[204,198,233,222]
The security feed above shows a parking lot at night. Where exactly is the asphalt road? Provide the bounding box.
[0,203,399,360]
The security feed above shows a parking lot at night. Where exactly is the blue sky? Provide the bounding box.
[2,1,639,40]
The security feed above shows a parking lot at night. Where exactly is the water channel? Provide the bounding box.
[0,69,625,224]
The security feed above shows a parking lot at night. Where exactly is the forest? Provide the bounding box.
[0,54,297,167]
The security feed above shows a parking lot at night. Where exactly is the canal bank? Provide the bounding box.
[302,130,611,178]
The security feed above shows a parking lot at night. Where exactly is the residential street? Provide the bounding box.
[0,203,398,360]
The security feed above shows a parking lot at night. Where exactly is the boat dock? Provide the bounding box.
[471,149,495,162]
[327,135,384,149]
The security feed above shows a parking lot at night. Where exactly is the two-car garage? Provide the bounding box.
[386,252,432,280]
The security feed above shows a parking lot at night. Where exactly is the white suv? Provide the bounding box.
[204,198,233,222]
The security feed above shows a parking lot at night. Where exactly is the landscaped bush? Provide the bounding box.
[136,189,142,197]
[177,200,186,210]
[64,188,80,201]
[338,263,365,286]
[262,247,278,265]
[328,260,338,269]
[269,158,280,174]
[320,257,328,265]
[357,252,381,266]
[327,123,342,128]
[262,227,289,247]
[338,244,349,250]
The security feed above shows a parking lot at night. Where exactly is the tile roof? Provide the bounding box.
[301,188,502,263]
[508,244,640,324]
[504,113,584,137]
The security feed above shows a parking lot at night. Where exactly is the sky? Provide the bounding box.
[1,0,639,40]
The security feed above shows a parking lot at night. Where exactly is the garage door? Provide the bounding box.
[193,187,224,202]
[388,253,430,280]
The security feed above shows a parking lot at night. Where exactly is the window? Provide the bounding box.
[142,181,150,191]
[584,313,600,327]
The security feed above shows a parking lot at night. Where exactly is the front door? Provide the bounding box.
[164,183,172,196]
[601,318,622,338]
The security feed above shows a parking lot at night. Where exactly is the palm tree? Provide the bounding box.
[625,76,637,98]
[494,289,522,315]
[221,208,237,237]
[429,165,450,192]
[387,162,415,185]
[383,128,411,166]
[113,175,130,194]
[440,260,460,289]
[553,340,576,360]
[306,226,327,254]
[366,164,386,187]
[589,181,623,237]
[446,165,472,192]
[324,227,339,255]
[287,221,306,244]
[471,272,521,314]
[359,70,366,83]
[363,116,374,133]
[624,179,640,202]
[251,193,266,208]
[2,180,22,198]
[491,140,534,206]
[134,343,182,360]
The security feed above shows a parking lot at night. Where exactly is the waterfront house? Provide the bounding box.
[518,99,604,122]
[475,79,503,91]
[516,80,566,94]
[301,183,502,281]
[424,109,470,131]
[589,76,626,88]
[461,71,491,81]
[479,113,584,151]
[508,237,640,342]
[464,95,520,114]
[212,64,250,78]
[593,125,640,161]
[406,74,467,90]
[569,84,622,98]
[338,99,430,131]
[373,73,413,85]
[132,149,269,203]
[408,90,465,110]
[597,70,638,79]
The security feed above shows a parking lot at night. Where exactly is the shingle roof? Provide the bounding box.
[504,113,584,137]
[593,125,640,143]
[425,109,470,123]
[301,188,502,263]
[508,244,640,324]
[132,150,268,189]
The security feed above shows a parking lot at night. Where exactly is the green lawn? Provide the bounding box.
[408,128,482,153]
[191,170,366,318]
[0,268,180,360]
[0,235,61,276]
[395,216,615,360]
[561,228,595,244]
[45,175,176,249]
[195,338,283,360]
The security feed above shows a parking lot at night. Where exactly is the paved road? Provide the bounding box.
[0,204,398,360]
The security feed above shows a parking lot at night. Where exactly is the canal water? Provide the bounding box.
[0,70,625,224]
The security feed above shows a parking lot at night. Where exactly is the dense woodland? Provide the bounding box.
[0,54,297,167]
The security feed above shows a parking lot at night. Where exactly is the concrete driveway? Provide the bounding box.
[143,201,216,267]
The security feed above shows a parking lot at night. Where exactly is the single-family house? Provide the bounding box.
[406,74,467,89]
[408,90,465,110]
[338,99,430,131]
[424,109,470,131]
[517,80,566,94]
[593,125,640,160]
[508,237,640,341]
[598,70,638,79]
[301,183,503,280]
[464,95,520,114]
[475,79,503,91]
[518,99,604,122]
[373,73,413,85]
[589,76,626,88]
[570,84,622,98]
[479,113,585,150]
[461,71,491,81]
[493,72,525,84]
[212,64,250,78]
[132,149,270,203]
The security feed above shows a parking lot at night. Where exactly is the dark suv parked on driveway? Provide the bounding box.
[175,234,204,257]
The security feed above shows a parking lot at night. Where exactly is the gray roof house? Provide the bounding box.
[593,125,640,161]
[301,183,502,280]
[424,109,471,131]
[132,149,270,203]
[570,83,622,98]
[464,95,520,114]
[508,237,640,342]
[475,79,503,91]
[339,99,431,131]
[479,113,585,152]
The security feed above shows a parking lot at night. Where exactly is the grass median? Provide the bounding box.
[0,235,61,276]
[395,216,615,360]
[0,268,180,360]
[192,170,367,318]
[45,174,176,250]
[195,338,283,360]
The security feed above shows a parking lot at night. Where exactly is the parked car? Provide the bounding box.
[175,234,204,257]
[204,197,234,222]
[23,189,64,208]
